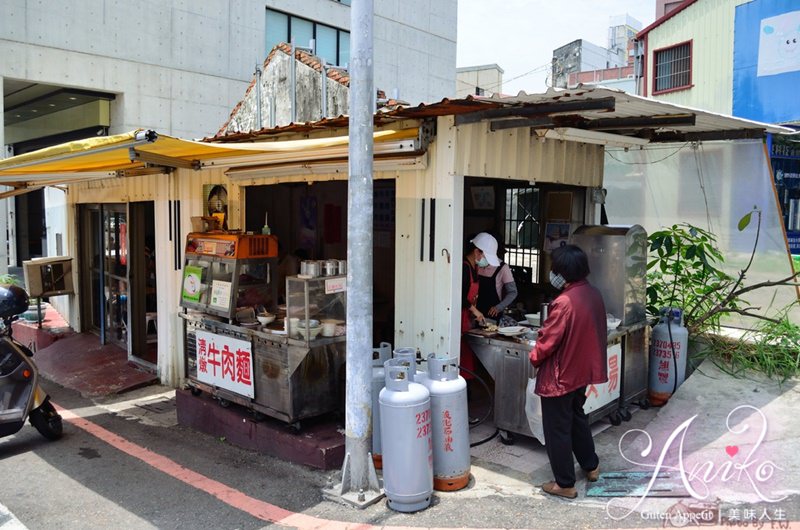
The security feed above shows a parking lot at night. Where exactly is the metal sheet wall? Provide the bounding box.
[453,121,605,187]
[395,116,461,358]
[645,0,750,113]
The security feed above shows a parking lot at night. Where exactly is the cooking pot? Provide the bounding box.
[301,260,320,277]
[323,260,338,276]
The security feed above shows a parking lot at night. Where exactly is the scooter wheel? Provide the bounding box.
[29,400,63,440]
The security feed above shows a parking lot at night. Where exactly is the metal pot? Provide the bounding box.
[337,259,347,275]
[323,260,338,277]
[301,260,320,277]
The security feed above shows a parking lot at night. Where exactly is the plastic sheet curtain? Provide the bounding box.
[603,140,798,328]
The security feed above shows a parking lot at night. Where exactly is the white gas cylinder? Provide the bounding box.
[420,354,471,491]
[380,359,433,513]
[649,308,689,406]
[371,341,392,469]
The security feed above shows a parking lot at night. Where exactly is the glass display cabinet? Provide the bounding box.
[180,232,278,320]
[285,275,347,343]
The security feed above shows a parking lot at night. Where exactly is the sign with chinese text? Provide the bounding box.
[195,330,254,398]
[324,277,346,294]
[209,280,232,310]
[583,343,621,413]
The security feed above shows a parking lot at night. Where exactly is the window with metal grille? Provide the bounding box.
[503,187,540,283]
[653,41,692,93]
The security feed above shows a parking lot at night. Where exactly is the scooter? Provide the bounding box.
[0,284,63,441]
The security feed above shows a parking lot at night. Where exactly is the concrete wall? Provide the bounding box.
[219,49,350,135]
[267,0,458,104]
[1,0,265,140]
[456,65,504,98]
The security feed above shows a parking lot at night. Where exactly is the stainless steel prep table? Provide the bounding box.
[465,320,648,444]
[181,312,345,428]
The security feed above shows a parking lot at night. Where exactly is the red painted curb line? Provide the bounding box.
[52,402,797,530]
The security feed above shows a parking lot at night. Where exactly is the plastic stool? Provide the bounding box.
[145,313,158,335]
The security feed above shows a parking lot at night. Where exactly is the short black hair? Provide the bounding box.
[551,244,590,282]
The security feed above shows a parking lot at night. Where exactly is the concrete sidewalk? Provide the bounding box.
[34,356,800,528]
[0,502,26,530]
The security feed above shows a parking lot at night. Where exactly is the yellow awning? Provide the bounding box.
[0,128,420,196]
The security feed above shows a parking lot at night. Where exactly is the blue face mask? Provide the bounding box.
[549,271,566,290]
[476,257,489,268]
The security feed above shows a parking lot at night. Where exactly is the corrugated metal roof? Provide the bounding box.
[208,97,497,142]
[209,86,792,143]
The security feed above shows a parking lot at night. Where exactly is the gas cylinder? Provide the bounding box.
[420,354,471,491]
[379,359,433,513]
[393,347,427,384]
[371,342,392,469]
[648,308,689,406]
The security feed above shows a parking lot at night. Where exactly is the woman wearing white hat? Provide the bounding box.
[472,233,517,320]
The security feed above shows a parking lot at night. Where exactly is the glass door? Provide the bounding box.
[80,204,129,350]
[103,205,129,349]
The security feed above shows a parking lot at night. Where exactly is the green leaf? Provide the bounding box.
[738,212,752,231]
[685,245,697,260]
[664,236,673,255]
[650,237,663,252]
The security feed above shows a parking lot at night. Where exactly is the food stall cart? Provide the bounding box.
[465,224,649,445]
[179,232,347,428]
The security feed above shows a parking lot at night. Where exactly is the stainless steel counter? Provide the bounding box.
[464,320,649,444]
[180,312,346,427]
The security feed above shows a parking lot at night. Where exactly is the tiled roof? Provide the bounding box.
[215,43,351,137]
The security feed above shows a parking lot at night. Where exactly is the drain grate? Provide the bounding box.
[136,398,176,414]
[586,472,690,497]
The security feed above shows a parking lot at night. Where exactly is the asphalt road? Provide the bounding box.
[0,381,623,530]
[2,380,798,530]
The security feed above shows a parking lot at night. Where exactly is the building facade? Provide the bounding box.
[456,64,504,98]
[1,0,458,275]
[635,0,800,254]
[265,0,457,106]
[552,15,641,90]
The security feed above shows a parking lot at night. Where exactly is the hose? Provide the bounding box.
[666,309,679,397]
[457,364,500,447]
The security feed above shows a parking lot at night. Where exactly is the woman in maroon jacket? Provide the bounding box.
[530,245,607,499]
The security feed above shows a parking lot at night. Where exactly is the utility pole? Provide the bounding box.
[322,0,383,508]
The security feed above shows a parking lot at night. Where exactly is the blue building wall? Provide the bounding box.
[733,0,800,123]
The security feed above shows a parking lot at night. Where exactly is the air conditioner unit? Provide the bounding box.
[23,256,75,297]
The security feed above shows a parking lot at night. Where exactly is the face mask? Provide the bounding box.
[549,271,566,290]
[476,257,489,268]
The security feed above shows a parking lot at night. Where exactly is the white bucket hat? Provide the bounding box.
[470,232,500,266]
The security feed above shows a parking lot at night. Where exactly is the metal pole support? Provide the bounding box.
[322,0,383,509]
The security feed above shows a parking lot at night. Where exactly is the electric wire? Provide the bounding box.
[692,142,715,233]
[605,143,690,165]
[457,61,552,94]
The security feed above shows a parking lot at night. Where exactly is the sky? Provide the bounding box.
[457,0,657,95]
